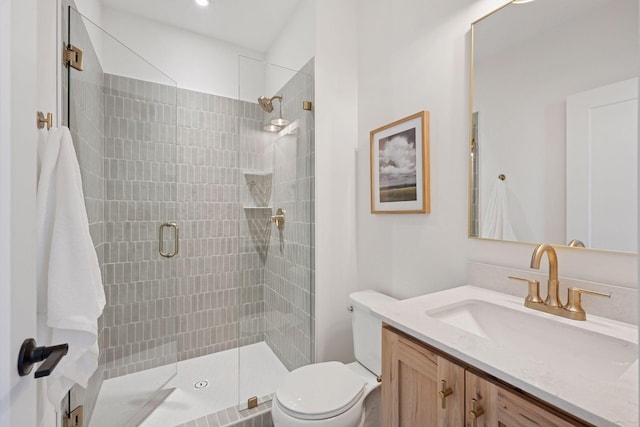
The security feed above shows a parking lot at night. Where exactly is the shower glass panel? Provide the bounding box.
[237,57,315,408]
[65,7,178,426]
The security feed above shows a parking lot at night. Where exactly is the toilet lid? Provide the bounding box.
[276,361,365,420]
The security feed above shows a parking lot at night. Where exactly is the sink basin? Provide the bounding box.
[425,299,638,380]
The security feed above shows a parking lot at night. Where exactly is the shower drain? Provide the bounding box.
[193,380,209,390]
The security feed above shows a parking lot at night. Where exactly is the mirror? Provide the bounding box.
[469,0,639,253]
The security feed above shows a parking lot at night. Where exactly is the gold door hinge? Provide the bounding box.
[247,396,258,409]
[64,44,84,71]
[63,406,83,427]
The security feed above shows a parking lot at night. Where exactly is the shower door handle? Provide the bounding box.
[159,222,179,258]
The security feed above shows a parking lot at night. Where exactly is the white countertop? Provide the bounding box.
[371,285,638,427]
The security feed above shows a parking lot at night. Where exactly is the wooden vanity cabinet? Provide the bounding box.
[381,325,593,427]
[381,326,465,426]
[465,371,588,427]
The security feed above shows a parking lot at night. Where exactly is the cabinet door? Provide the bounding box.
[465,371,587,427]
[382,326,464,427]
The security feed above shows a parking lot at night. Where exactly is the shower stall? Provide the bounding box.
[62,6,314,426]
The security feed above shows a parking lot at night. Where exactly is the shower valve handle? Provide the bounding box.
[271,208,286,229]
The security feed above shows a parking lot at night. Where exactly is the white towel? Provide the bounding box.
[481,178,516,240]
[36,127,105,407]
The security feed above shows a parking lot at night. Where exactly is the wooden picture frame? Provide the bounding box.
[370,111,430,214]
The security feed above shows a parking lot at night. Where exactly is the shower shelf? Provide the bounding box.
[243,170,273,177]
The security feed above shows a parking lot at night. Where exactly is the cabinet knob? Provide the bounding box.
[468,398,485,427]
[438,379,454,409]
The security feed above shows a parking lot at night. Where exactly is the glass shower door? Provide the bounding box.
[65,7,178,426]
[237,57,315,409]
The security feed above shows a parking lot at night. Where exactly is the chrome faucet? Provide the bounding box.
[509,243,611,320]
[529,243,561,308]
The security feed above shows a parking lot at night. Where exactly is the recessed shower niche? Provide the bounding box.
[243,170,274,259]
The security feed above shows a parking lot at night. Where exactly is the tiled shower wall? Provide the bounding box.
[100,77,268,367]
[63,3,106,421]
[101,74,179,379]
[262,60,315,371]
[175,89,266,360]
[99,66,316,372]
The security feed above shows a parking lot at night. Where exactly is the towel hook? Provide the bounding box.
[37,112,53,130]
[498,174,506,181]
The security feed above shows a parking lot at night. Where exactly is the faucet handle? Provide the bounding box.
[564,287,611,321]
[508,276,544,305]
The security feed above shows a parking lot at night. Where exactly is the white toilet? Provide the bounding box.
[271,290,397,427]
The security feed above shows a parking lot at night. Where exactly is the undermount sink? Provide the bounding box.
[425,298,637,380]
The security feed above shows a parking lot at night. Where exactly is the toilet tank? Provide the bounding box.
[349,290,398,376]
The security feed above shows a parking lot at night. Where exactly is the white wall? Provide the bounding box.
[72,0,104,65]
[314,0,360,363]
[356,0,489,300]
[266,0,315,71]
[99,7,265,97]
[475,1,638,244]
[354,0,637,315]
[73,0,102,26]
[74,1,315,99]
[265,0,315,95]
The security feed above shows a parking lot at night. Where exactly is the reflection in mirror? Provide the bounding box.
[469,0,638,252]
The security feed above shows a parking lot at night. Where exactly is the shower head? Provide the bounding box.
[258,95,290,131]
[257,95,281,113]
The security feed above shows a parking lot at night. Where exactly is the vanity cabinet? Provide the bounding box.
[381,325,592,427]
[465,371,583,427]
[381,326,465,426]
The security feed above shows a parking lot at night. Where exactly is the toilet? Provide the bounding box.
[271,290,397,427]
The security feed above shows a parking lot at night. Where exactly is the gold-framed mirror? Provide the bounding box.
[469,0,639,253]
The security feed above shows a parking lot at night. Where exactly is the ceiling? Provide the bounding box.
[100,0,303,52]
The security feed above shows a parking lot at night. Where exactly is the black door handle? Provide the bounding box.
[18,338,69,378]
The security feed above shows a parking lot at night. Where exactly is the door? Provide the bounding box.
[0,0,56,426]
[2,0,45,425]
[566,78,638,251]
[236,57,315,409]
[65,7,179,426]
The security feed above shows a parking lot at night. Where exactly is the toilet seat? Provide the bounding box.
[275,361,365,420]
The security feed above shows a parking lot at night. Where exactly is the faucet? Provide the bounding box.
[529,243,561,308]
[509,243,611,320]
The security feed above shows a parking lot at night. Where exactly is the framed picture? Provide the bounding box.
[370,111,430,214]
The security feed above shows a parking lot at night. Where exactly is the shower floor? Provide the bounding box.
[91,342,289,427]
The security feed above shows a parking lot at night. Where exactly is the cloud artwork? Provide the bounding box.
[378,128,418,202]
[371,111,429,213]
